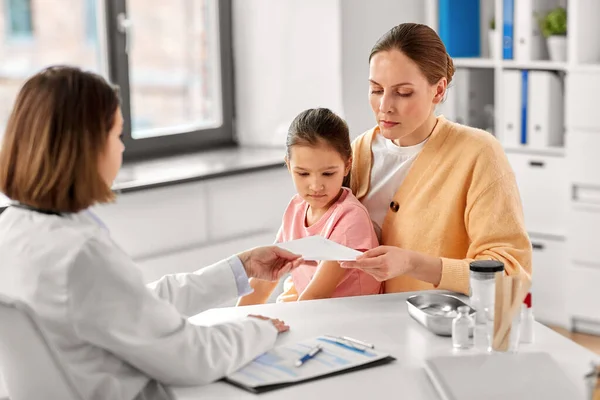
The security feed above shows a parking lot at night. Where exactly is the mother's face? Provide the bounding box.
[368,49,444,143]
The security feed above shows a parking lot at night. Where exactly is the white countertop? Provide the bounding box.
[171,292,598,400]
[0,146,286,213]
[113,146,285,193]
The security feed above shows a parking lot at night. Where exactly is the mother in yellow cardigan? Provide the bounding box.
[341,23,532,296]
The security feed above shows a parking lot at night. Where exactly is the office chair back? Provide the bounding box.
[0,294,83,400]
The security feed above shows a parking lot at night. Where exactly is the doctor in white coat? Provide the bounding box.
[0,66,303,400]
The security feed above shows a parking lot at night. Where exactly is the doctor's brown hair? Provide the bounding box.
[0,66,120,213]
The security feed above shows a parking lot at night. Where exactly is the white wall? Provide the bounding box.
[232,0,426,145]
[232,0,344,147]
[340,0,426,137]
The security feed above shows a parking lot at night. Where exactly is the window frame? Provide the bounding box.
[85,0,98,44]
[104,0,236,162]
[4,0,34,41]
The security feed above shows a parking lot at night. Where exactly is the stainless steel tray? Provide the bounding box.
[406,293,475,336]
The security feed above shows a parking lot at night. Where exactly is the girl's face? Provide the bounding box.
[287,140,351,211]
[98,108,125,186]
[368,49,445,145]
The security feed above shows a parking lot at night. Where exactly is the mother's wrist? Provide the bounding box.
[407,250,442,286]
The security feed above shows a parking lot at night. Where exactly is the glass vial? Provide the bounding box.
[520,293,535,344]
[453,306,474,349]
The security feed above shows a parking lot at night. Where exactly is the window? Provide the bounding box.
[85,0,97,43]
[5,0,33,39]
[0,0,103,143]
[0,0,234,160]
[107,0,235,160]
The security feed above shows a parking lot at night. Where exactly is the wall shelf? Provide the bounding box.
[453,57,496,69]
[428,0,590,331]
[502,60,568,71]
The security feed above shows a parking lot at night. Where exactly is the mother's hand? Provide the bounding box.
[340,246,414,282]
[340,246,443,285]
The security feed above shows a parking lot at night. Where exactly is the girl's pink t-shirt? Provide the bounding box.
[276,187,382,297]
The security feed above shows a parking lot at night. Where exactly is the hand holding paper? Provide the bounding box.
[276,235,363,262]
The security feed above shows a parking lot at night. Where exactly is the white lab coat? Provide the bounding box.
[0,207,277,400]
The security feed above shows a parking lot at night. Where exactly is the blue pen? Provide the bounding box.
[295,344,323,367]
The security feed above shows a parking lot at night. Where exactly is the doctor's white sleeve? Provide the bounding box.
[146,255,252,317]
[68,237,278,386]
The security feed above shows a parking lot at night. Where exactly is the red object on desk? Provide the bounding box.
[524,292,532,308]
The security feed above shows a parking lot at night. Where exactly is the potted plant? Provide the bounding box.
[539,6,567,62]
[488,17,496,58]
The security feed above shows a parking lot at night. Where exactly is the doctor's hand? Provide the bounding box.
[340,246,443,285]
[237,246,304,281]
[248,314,290,333]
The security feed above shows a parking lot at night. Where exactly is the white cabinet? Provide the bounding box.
[567,131,600,187]
[95,168,294,284]
[507,153,568,237]
[529,235,568,327]
[137,231,277,284]
[92,182,208,259]
[206,168,295,241]
[563,68,600,331]
[566,72,600,131]
[569,203,600,266]
[569,264,600,334]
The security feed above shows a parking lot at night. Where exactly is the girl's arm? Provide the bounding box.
[297,260,347,301]
[236,278,279,306]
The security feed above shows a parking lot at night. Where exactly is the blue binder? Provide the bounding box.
[503,0,514,59]
[438,0,481,58]
[520,70,528,144]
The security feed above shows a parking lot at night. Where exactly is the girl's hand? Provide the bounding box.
[340,246,415,281]
[248,314,290,333]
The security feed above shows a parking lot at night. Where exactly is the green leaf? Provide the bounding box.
[539,6,567,38]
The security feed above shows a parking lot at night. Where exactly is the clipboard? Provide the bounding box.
[222,336,396,394]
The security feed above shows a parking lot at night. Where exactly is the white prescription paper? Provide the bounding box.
[276,235,363,261]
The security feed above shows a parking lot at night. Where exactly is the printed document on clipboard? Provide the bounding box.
[223,336,395,393]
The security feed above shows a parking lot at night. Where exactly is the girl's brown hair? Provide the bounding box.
[286,108,352,188]
[370,22,456,86]
[0,65,120,213]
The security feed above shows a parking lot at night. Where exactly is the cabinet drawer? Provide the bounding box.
[507,153,567,236]
[567,131,600,187]
[568,263,600,323]
[529,235,568,327]
[138,231,276,284]
[566,72,600,131]
[569,203,600,265]
[206,168,295,241]
[93,182,208,259]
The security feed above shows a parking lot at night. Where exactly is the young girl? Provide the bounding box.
[237,108,381,305]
